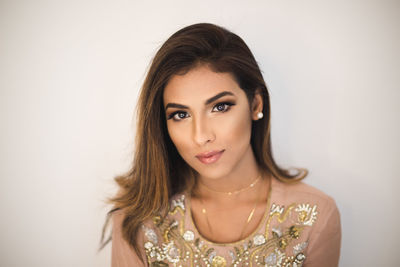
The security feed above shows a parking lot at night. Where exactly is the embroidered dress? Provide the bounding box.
[112,178,341,267]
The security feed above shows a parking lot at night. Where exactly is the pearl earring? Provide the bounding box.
[257,112,263,119]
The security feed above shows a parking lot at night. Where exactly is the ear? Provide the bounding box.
[251,89,264,121]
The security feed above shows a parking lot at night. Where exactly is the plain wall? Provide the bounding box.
[1,0,399,266]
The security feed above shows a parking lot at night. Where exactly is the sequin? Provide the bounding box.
[144,227,158,244]
[265,252,277,265]
[229,250,236,262]
[272,227,282,237]
[144,242,154,249]
[208,251,216,262]
[253,234,266,246]
[279,238,288,249]
[296,253,306,261]
[289,226,301,239]
[293,242,308,255]
[211,256,226,267]
[183,230,194,241]
[170,220,179,228]
[163,242,180,263]
[296,252,306,261]
[265,249,285,266]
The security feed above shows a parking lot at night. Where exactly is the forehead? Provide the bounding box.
[163,65,244,105]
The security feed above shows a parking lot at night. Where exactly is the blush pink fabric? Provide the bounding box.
[112,177,341,267]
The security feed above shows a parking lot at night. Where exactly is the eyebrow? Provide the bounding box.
[165,91,235,110]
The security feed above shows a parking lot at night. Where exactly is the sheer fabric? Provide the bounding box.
[112,177,341,267]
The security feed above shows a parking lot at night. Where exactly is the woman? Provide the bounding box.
[107,23,341,267]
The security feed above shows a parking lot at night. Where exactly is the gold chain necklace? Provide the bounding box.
[198,177,262,240]
[199,174,261,196]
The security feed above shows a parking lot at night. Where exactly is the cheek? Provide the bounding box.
[217,110,252,147]
[167,123,191,155]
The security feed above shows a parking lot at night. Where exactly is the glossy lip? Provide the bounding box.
[196,150,225,164]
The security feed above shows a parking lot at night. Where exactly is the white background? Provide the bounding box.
[1,0,399,266]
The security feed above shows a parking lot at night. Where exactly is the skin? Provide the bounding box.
[163,64,270,243]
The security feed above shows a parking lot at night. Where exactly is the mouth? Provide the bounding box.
[196,150,225,164]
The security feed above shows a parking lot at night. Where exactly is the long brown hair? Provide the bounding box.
[100,22,307,258]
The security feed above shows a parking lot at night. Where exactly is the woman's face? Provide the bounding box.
[163,65,262,180]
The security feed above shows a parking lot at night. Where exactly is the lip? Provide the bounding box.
[196,150,225,164]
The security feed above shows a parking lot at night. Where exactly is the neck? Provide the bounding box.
[199,173,261,196]
[193,146,262,199]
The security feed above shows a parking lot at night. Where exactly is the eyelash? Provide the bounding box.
[167,101,236,122]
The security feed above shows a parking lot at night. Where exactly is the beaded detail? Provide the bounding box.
[143,194,318,267]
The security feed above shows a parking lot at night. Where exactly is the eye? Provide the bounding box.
[212,102,235,113]
[167,111,189,121]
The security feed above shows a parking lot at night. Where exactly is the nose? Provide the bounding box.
[192,115,215,146]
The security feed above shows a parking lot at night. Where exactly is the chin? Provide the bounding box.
[191,164,233,180]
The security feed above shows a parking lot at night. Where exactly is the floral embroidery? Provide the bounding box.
[171,195,186,211]
[270,204,285,215]
[143,195,317,267]
[295,204,318,226]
